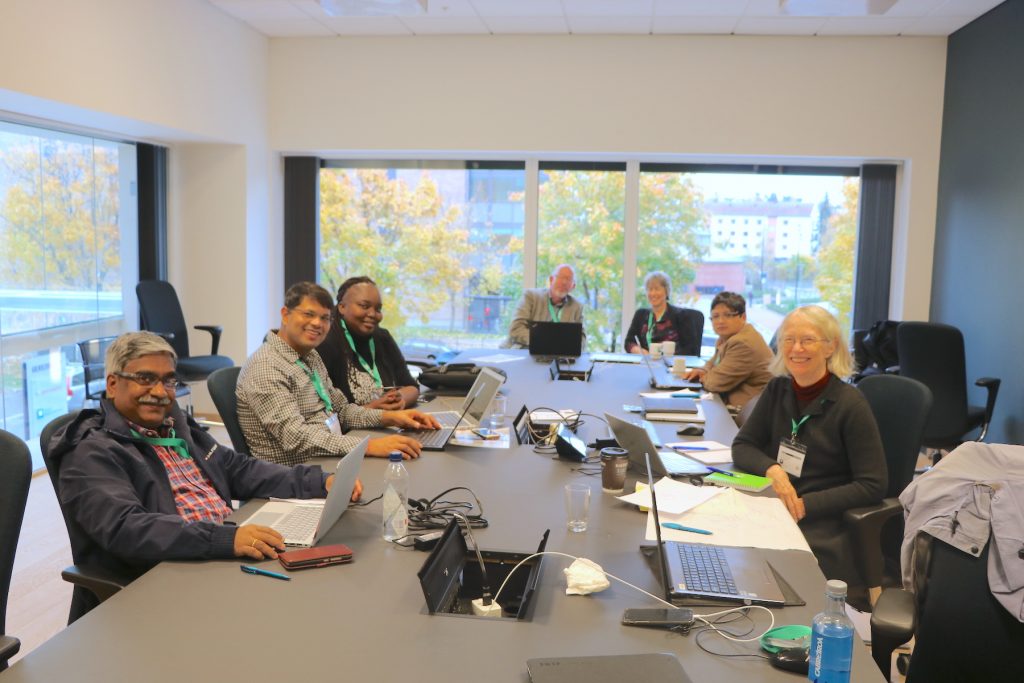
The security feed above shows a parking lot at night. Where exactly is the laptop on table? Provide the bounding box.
[605,413,707,477]
[403,366,505,451]
[238,437,367,547]
[641,351,701,391]
[529,321,583,362]
[646,454,786,606]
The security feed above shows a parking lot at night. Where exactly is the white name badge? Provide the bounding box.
[325,413,342,437]
[777,439,807,478]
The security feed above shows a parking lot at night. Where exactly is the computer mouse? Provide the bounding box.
[676,424,704,436]
[768,647,809,674]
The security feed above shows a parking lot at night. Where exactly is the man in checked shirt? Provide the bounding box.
[48,331,352,619]
[237,282,439,466]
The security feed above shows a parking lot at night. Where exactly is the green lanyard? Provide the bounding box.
[339,319,382,387]
[295,359,333,414]
[646,309,666,348]
[132,428,191,460]
[790,415,811,440]
[547,298,563,323]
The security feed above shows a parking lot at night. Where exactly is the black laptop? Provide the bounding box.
[529,321,583,361]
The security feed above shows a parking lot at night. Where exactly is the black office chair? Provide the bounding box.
[896,322,1000,454]
[871,534,1024,681]
[677,308,704,356]
[40,412,128,625]
[207,367,249,455]
[844,375,932,606]
[0,429,32,671]
[136,280,233,383]
[76,336,191,407]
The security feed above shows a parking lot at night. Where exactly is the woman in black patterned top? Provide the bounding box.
[624,271,704,356]
[318,276,420,410]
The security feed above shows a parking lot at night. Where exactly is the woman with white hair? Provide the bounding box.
[623,271,703,356]
[732,305,886,601]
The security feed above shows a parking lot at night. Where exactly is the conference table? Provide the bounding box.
[4,350,884,682]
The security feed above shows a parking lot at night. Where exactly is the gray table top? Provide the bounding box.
[4,350,883,682]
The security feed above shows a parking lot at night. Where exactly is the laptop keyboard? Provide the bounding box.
[275,505,322,541]
[677,544,739,595]
[405,428,452,448]
[428,411,462,428]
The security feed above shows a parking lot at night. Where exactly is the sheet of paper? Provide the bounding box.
[663,440,733,464]
[645,488,812,553]
[617,476,724,515]
[467,353,522,364]
[449,427,511,449]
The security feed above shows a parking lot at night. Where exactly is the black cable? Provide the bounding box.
[406,486,488,531]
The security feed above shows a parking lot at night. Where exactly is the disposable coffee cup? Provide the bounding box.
[672,357,687,376]
[661,341,676,357]
[600,447,629,493]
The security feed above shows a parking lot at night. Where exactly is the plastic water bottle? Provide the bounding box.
[382,451,409,541]
[808,579,854,683]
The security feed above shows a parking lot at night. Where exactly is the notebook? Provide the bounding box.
[646,454,786,606]
[605,413,707,477]
[528,321,583,360]
[405,367,505,451]
[641,351,701,390]
[239,437,367,547]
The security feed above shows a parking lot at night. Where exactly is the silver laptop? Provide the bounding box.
[647,455,785,606]
[698,393,740,444]
[640,351,701,390]
[239,437,367,547]
[419,366,505,428]
[605,413,707,477]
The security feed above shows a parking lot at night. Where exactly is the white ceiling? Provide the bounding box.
[208,0,1004,37]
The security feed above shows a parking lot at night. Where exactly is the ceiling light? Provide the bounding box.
[778,0,897,16]
[319,0,428,17]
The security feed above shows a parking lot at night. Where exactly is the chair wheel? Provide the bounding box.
[896,652,911,676]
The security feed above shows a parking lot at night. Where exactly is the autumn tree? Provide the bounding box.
[814,178,858,332]
[319,169,476,332]
[0,139,121,292]
[534,171,707,350]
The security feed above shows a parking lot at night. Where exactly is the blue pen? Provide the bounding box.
[662,522,713,536]
[672,445,709,452]
[705,466,737,477]
[241,564,291,581]
[670,392,700,398]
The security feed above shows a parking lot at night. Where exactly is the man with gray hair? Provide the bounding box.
[48,331,346,613]
[505,263,585,348]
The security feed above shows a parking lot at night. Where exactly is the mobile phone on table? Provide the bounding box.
[621,608,695,629]
[278,544,354,571]
[471,427,501,440]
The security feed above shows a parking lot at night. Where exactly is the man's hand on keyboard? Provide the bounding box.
[234,525,286,560]
[381,409,441,431]
[368,434,423,459]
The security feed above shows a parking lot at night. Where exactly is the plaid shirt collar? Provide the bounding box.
[126,416,176,439]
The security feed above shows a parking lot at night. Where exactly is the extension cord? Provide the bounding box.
[471,598,503,617]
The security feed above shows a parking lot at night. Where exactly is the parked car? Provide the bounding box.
[400,338,459,365]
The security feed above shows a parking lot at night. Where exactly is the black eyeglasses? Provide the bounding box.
[114,372,182,391]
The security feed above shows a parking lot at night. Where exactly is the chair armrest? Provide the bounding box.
[975,377,1001,441]
[61,565,128,603]
[0,634,20,668]
[844,498,903,589]
[885,364,900,374]
[870,587,917,676]
[194,325,223,355]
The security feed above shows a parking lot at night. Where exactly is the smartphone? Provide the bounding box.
[621,608,695,629]
[471,427,501,440]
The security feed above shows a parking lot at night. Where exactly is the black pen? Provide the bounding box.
[241,564,291,581]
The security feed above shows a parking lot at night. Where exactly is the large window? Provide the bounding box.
[639,167,860,347]
[315,159,865,358]
[0,120,138,467]
[319,162,525,357]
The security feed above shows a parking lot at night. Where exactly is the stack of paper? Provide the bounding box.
[617,477,724,515]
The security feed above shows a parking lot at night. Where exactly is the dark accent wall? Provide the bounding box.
[137,143,168,282]
[283,156,320,287]
[932,0,1024,444]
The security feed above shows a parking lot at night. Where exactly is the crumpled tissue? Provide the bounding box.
[563,557,611,595]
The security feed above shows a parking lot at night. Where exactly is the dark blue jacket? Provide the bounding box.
[49,400,328,579]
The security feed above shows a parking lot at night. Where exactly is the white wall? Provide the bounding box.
[269,35,948,320]
[0,0,272,413]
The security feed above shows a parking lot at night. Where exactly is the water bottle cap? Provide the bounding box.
[825,579,848,596]
[388,451,403,462]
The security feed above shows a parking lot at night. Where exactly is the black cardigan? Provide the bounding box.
[623,304,703,356]
[318,322,416,405]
